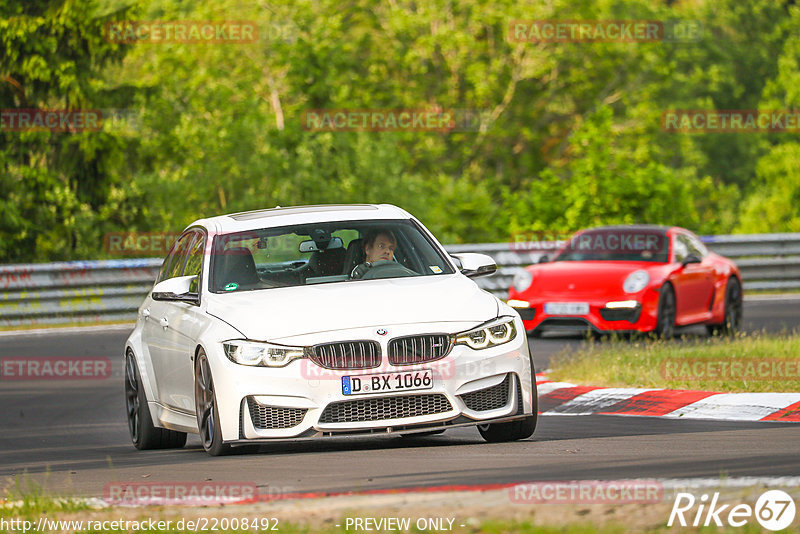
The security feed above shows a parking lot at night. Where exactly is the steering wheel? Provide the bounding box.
[360,260,416,280]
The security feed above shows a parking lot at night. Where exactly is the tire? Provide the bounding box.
[478,376,538,443]
[195,349,235,456]
[707,277,742,337]
[655,284,676,339]
[125,350,187,450]
[478,416,536,443]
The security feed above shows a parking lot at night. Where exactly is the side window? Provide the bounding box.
[672,234,689,263]
[184,233,205,293]
[687,234,708,258]
[158,233,195,282]
[157,247,176,284]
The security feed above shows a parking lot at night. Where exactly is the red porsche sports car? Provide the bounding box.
[507,225,742,337]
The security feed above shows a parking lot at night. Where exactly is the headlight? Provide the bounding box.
[223,340,306,367]
[623,270,650,293]
[455,317,517,350]
[512,269,533,292]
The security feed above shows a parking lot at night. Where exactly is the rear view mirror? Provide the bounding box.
[538,254,550,263]
[299,237,343,253]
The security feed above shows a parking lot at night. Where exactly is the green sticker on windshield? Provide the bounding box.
[224,282,239,291]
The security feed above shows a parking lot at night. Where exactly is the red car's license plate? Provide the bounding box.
[545,302,590,315]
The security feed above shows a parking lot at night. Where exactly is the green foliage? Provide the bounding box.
[0,0,143,261]
[738,6,800,233]
[2,0,800,262]
[738,143,800,232]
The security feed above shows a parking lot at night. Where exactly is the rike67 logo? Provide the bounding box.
[668,490,796,531]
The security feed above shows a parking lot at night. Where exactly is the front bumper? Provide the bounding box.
[208,320,535,442]
[509,288,661,334]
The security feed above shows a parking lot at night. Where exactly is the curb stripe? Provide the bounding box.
[549,388,656,415]
[598,389,719,417]
[538,386,600,413]
[537,375,800,422]
[663,392,800,421]
[760,400,800,422]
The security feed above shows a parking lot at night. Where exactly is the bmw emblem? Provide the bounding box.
[377,328,387,336]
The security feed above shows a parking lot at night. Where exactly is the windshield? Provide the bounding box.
[555,228,669,263]
[210,219,455,293]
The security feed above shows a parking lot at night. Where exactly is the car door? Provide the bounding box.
[685,232,716,318]
[671,233,714,323]
[143,231,198,412]
[158,231,208,413]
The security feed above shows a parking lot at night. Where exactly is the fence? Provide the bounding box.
[1,233,798,327]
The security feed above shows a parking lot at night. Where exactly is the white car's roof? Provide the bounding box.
[190,204,414,234]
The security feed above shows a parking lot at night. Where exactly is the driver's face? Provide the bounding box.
[365,234,396,263]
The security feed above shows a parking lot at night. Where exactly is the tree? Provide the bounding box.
[0,0,142,261]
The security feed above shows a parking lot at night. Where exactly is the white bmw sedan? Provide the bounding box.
[125,204,537,455]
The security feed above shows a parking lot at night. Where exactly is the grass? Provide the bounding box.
[548,331,800,393]
[1,476,91,517]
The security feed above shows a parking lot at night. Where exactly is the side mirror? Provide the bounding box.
[538,254,550,264]
[681,254,702,267]
[451,253,497,278]
[152,275,198,303]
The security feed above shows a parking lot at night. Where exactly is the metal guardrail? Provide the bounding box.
[1,233,798,326]
[0,259,161,327]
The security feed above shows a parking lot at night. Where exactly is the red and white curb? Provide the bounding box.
[535,373,800,422]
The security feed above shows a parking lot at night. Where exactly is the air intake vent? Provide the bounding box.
[247,398,307,429]
[319,394,452,424]
[460,375,511,411]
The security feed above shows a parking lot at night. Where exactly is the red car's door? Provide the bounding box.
[671,233,715,324]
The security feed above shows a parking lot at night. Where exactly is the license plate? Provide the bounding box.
[342,369,433,396]
[544,302,590,315]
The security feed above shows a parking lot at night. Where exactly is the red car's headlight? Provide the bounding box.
[512,269,533,292]
[623,270,650,293]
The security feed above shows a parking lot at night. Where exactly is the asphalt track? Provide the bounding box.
[0,297,798,498]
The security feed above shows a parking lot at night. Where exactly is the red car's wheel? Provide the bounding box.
[707,277,742,336]
[655,284,676,338]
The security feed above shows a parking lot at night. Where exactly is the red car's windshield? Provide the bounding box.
[555,228,669,263]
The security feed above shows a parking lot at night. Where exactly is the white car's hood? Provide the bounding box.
[205,275,498,340]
